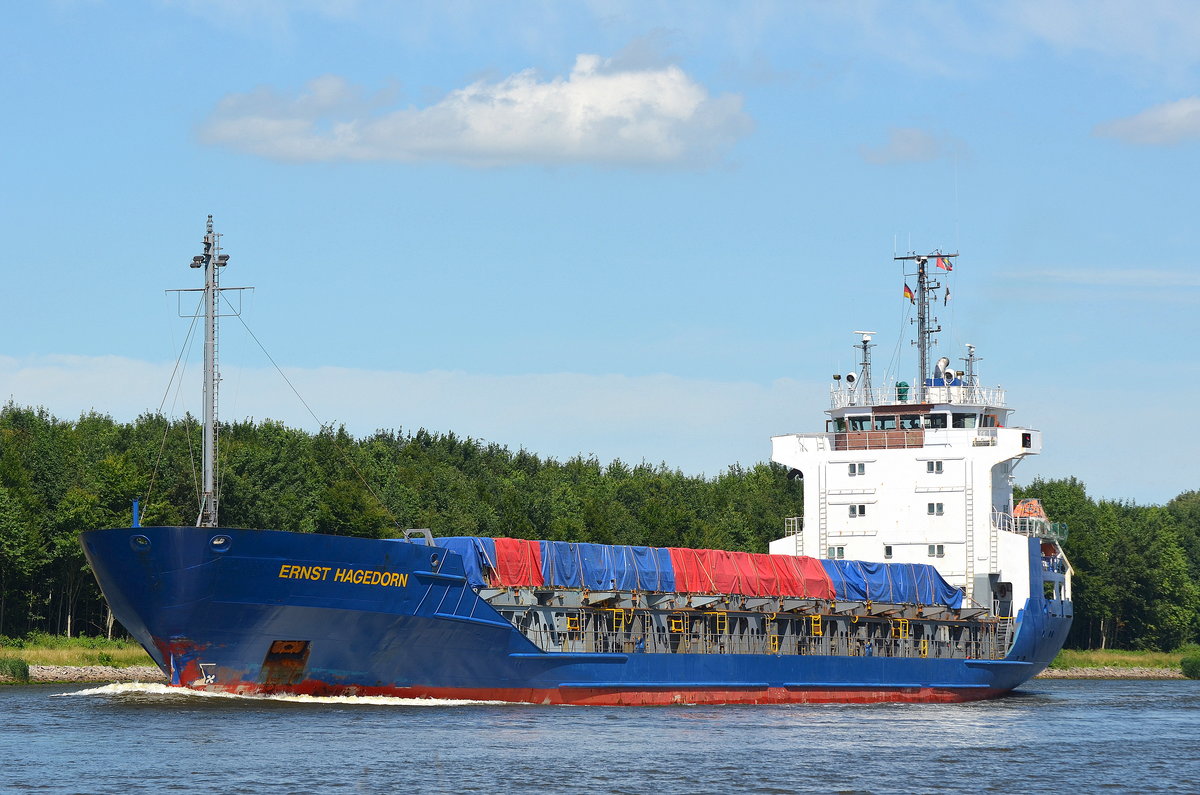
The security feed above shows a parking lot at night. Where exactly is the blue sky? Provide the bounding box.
[2,1,1198,505]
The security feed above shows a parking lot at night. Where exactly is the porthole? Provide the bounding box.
[430,553,440,567]
[130,534,151,551]
[209,535,232,553]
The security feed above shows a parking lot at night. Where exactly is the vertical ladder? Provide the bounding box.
[964,465,975,603]
[989,469,1003,573]
[818,464,828,558]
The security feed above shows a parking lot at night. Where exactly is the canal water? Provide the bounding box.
[2,679,1197,793]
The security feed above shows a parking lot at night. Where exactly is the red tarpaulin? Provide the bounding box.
[668,548,715,593]
[745,553,780,596]
[770,554,836,599]
[490,537,544,587]
[669,547,834,598]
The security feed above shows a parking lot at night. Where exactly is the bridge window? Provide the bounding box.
[849,504,866,518]
[952,412,977,429]
[927,502,944,515]
[927,461,943,474]
[849,416,870,431]
[848,463,865,476]
[900,414,922,430]
[873,415,897,431]
[828,546,845,559]
[924,413,948,429]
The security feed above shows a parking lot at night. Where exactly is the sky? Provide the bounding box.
[2,1,1199,505]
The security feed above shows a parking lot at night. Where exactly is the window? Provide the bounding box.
[924,413,948,429]
[952,412,977,429]
[927,460,944,474]
[849,416,871,431]
[849,504,867,518]
[848,462,865,476]
[927,544,945,558]
[982,414,998,428]
[900,414,922,430]
[827,546,845,559]
[883,545,893,560]
[873,415,897,431]
[927,502,944,516]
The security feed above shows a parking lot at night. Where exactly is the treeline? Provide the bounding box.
[1,403,1197,652]
[0,404,802,639]
[1016,478,1200,651]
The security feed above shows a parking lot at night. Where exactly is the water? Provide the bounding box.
[2,680,1197,793]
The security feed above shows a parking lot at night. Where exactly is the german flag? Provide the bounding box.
[903,283,914,303]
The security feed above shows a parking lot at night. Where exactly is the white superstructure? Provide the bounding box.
[768,252,1071,616]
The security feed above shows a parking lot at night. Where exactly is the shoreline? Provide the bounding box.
[22,665,168,684]
[1036,666,1184,680]
[0,664,1187,684]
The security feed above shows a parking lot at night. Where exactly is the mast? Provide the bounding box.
[170,218,250,528]
[895,252,955,401]
[193,216,228,527]
[853,331,877,400]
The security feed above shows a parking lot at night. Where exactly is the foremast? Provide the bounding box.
[171,216,247,528]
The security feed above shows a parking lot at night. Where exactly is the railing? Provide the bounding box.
[992,510,1069,541]
[495,606,1008,661]
[831,430,924,451]
[1042,556,1068,574]
[830,384,1007,409]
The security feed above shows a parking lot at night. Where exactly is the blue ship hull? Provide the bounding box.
[81,526,1072,705]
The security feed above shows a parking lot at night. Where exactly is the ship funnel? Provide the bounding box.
[935,356,950,378]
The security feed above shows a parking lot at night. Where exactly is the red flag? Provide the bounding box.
[903,283,914,303]
[936,256,953,271]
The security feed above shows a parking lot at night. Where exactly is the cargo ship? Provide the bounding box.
[81,222,1073,704]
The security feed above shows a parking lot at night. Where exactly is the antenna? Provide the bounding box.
[960,343,982,403]
[852,331,877,402]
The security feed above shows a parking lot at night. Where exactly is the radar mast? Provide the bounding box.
[895,251,956,401]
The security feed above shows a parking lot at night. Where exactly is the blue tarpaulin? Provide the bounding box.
[630,545,676,592]
[435,536,496,588]
[820,559,963,608]
[539,541,675,591]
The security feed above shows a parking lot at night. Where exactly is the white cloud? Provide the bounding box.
[198,55,752,167]
[858,127,965,165]
[1002,0,1200,67]
[0,355,819,476]
[1094,97,1200,145]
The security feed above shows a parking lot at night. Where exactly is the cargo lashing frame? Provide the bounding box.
[486,589,1008,660]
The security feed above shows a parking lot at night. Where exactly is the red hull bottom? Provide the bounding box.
[189,678,1007,705]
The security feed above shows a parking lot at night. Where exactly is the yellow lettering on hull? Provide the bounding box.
[279,563,408,588]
